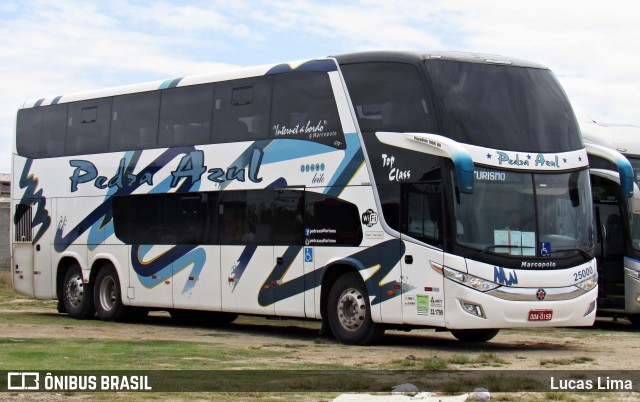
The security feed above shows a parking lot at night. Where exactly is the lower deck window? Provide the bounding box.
[112,189,362,246]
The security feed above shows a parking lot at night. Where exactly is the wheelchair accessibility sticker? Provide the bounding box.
[540,242,551,257]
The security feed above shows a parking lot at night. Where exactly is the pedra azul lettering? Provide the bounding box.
[69,149,264,192]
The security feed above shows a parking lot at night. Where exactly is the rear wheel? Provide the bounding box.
[327,272,384,345]
[94,264,132,322]
[450,328,500,343]
[62,264,95,319]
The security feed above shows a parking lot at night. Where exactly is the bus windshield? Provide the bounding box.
[424,60,581,153]
[454,168,594,259]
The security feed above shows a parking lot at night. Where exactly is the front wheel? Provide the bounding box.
[94,264,132,322]
[327,272,384,345]
[62,264,95,319]
[450,328,500,343]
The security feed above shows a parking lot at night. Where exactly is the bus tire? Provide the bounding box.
[327,272,384,345]
[94,264,131,322]
[62,263,95,319]
[450,328,500,343]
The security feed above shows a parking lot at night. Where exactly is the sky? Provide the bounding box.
[2,0,639,173]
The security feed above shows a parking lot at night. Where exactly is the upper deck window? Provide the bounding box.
[158,84,214,148]
[16,104,68,158]
[213,76,272,143]
[340,62,436,134]
[270,72,345,148]
[424,60,582,153]
[110,91,160,151]
[66,98,111,155]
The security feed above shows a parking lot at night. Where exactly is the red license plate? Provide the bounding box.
[528,309,553,321]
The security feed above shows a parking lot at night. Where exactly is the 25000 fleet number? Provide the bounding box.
[573,266,594,282]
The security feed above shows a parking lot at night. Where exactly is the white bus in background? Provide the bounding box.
[582,122,640,325]
[12,51,602,345]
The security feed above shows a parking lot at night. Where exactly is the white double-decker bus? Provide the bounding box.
[12,51,598,344]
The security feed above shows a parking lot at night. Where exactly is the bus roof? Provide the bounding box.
[581,121,640,157]
[20,51,549,110]
[19,56,336,109]
[332,50,548,69]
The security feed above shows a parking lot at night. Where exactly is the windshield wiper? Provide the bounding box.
[478,245,535,256]
[550,248,593,261]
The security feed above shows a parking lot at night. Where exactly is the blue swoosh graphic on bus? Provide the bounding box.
[257,240,408,307]
[16,159,52,245]
[131,244,206,291]
[134,245,174,288]
[261,138,337,165]
[132,244,199,280]
[180,247,207,295]
[87,213,115,251]
[324,133,364,197]
[260,134,362,189]
[229,245,259,291]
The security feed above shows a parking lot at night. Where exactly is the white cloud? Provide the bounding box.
[252,0,449,50]
[252,0,640,127]
[0,0,245,173]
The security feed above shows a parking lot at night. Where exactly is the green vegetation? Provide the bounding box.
[393,353,508,370]
[540,357,595,367]
[0,337,285,370]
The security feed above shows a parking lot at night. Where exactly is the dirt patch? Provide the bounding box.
[1,308,638,371]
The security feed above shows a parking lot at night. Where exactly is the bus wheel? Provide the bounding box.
[450,328,500,343]
[327,272,384,345]
[94,264,130,322]
[62,264,95,319]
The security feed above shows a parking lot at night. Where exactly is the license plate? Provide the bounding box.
[528,309,553,321]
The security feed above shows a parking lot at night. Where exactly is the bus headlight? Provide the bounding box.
[575,273,598,292]
[443,267,500,292]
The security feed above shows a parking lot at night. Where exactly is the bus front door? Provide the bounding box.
[401,240,445,326]
[591,175,627,316]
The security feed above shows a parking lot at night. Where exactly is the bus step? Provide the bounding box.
[598,307,626,315]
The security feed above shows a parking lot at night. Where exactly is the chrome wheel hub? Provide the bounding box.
[65,274,85,308]
[99,276,116,312]
[337,288,366,331]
